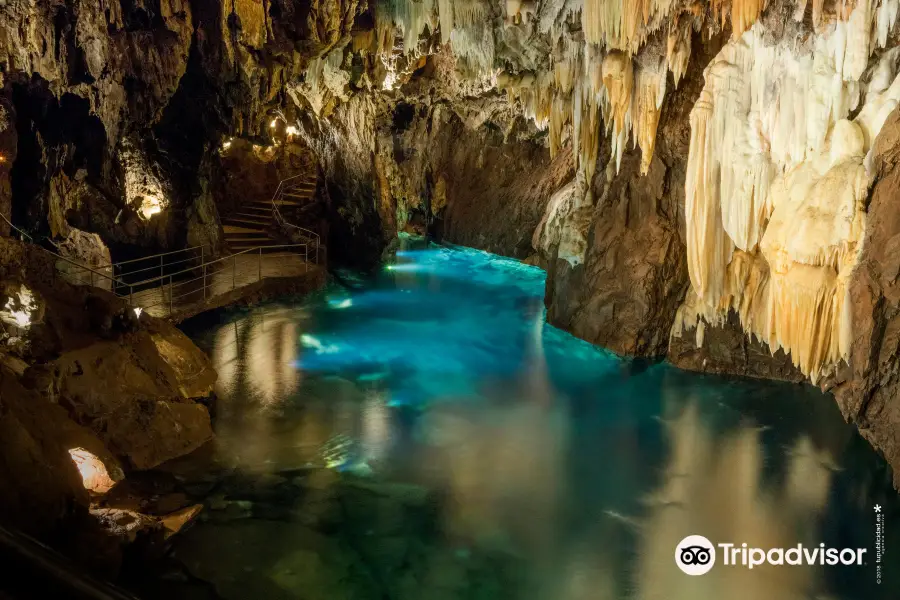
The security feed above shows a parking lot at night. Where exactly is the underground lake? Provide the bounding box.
[149,238,900,600]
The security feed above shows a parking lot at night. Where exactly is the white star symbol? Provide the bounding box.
[874,504,882,513]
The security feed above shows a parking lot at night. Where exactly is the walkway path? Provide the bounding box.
[126,251,324,321]
[42,174,327,322]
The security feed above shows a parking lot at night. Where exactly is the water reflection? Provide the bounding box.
[176,238,897,600]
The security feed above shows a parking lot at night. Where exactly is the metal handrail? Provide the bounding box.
[113,253,206,279]
[42,248,125,288]
[135,243,312,314]
[39,234,313,316]
[1,211,33,243]
[270,174,322,265]
[113,245,209,279]
[113,245,207,268]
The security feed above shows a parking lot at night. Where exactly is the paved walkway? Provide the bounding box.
[128,252,320,319]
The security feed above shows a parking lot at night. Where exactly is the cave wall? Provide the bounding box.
[540,33,723,357]
[833,109,900,488]
[0,0,366,262]
[0,0,898,486]
[302,0,900,485]
[391,98,575,258]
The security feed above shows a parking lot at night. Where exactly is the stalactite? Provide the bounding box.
[730,0,769,38]
[601,51,634,172]
[632,60,667,175]
[438,0,454,42]
[448,23,496,74]
[582,0,679,54]
[375,0,436,54]
[667,21,692,86]
[681,3,900,383]
[575,77,603,184]
[685,87,734,306]
[454,0,489,28]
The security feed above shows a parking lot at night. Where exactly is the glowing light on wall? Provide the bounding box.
[270,119,278,128]
[0,287,36,329]
[140,196,162,219]
[68,448,121,494]
[133,307,143,318]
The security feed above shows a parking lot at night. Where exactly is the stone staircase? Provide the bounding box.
[222,175,318,253]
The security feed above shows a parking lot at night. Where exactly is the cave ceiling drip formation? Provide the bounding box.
[356,0,900,384]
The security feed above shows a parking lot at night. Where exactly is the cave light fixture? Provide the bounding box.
[133,307,143,318]
[269,109,289,131]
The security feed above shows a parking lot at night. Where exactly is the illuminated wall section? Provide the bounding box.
[676,1,900,383]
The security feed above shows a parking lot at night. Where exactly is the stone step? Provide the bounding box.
[281,192,315,201]
[247,197,312,206]
[283,185,314,192]
[224,237,269,244]
[233,206,271,216]
[223,216,270,228]
[223,225,267,235]
[229,243,291,253]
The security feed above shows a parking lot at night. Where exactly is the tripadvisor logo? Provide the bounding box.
[675,535,867,576]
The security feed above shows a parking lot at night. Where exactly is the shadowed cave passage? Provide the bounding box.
[157,238,900,600]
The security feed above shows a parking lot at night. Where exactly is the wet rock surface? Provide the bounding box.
[668,311,807,384]
[541,36,723,359]
[833,108,900,488]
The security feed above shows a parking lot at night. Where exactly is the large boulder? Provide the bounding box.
[0,237,215,471]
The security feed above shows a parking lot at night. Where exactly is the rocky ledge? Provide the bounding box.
[0,237,216,575]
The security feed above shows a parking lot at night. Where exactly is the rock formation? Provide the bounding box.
[1,0,900,553]
[0,236,215,572]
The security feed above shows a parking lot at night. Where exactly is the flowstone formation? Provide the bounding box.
[308,0,900,484]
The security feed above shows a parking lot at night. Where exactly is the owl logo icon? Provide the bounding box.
[675,535,716,575]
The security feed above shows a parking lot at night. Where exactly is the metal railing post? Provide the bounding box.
[160,255,164,279]
[202,264,207,300]
[129,285,133,306]
[169,275,174,315]
[201,245,204,266]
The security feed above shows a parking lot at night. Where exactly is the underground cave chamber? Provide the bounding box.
[1,0,900,599]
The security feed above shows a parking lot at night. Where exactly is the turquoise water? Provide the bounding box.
[166,238,898,600]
